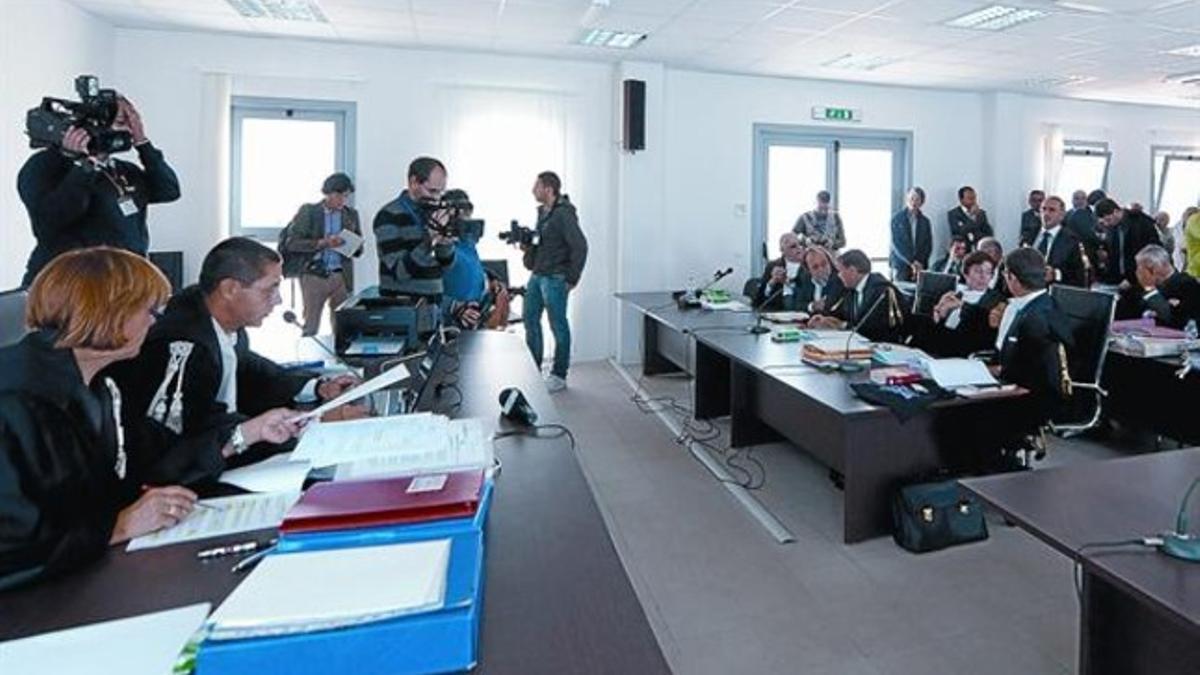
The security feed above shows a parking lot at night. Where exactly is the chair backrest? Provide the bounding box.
[0,289,29,348]
[1049,284,1115,386]
[481,259,509,286]
[742,277,760,300]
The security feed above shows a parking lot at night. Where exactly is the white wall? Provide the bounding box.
[111,29,616,362]
[0,0,114,289]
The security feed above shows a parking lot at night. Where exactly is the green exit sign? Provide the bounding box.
[812,106,862,122]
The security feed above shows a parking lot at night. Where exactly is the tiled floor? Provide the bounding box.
[551,360,1159,675]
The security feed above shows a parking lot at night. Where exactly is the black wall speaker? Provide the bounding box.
[149,251,184,292]
[623,79,646,152]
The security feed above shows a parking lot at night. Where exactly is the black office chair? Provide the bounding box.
[1048,285,1116,437]
[0,288,29,348]
[742,277,760,302]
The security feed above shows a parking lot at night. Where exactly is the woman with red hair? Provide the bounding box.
[0,247,196,590]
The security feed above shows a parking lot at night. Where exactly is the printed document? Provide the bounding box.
[127,492,300,551]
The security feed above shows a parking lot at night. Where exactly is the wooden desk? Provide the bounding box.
[962,450,1200,675]
[0,331,669,675]
[1102,351,1200,445]
[616,291,752,377]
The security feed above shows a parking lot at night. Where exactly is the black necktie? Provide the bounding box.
[1117,226,1126,276]
[1037,231,1051,257]
[847,291,859,323]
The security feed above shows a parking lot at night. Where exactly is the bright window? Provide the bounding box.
[837,148,895,262]
[1153,147,1200,225]
[765,145,827,256]
[230,98,355,239]
[1054,142,1110,197]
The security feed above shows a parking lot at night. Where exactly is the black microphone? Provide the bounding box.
[749,282,787,334]
[499,387,538,426]
[282,310,341,359]
[842,287,890,367]
[696,267,734,294]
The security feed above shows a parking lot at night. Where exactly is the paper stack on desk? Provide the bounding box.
[205,539,451,641]
[801,334,873,363]
[921,358,998,389]
[127,491,300,551]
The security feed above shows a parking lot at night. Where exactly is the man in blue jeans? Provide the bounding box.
[522,171,588,392]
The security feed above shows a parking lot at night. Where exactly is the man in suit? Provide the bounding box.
[107,238,361,487]
[283,173,363,336]
[931,235,969,277]
[754,232,807,309]
[792,190,846,251]
[1019,189,1045,246]
[994,247,1072,418]
[1095,198,1161,287]
[810,249,906,343]
[1032,196,1086,287]
[1133,244,1200,329]
[794,246,844,314]
[890,187,932,282]
[946,185,993,249]
[1065,189,1104,265]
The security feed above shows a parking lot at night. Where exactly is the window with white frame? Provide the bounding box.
[230,97,356,239]
[1152,146,1200,225]
[1054,141,1110,198]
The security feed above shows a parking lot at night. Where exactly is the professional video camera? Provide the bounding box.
[25,75,133,155]
[418,196,474,238]
[498,220,539,247]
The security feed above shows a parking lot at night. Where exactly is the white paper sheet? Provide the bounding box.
[291,412,444,465]
[331,229,363,257]
[334,418,493,481]
[0,603,210,675]
[219,453,311,494]
[206,539,450,641]
[923,358,999,389]
[290,360,417,421]
[126,492,300,551]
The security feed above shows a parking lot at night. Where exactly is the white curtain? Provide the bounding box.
[198,72,232,278]
[1042,124,1064,195]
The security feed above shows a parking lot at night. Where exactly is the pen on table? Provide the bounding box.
[197,538,277,560]
[231,544,277,574]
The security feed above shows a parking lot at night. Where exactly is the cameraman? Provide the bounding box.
[373,156,455,298]
[18,96,180,287]
[439,189,510,330]
[522,171,588,392]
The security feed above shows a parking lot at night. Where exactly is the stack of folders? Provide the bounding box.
[801,334,873,365]
[196,470,493,675]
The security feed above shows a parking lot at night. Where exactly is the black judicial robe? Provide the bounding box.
[0,331,136,590]
[106,286,314,487]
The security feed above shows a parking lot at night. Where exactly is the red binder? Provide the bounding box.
[281,469,485,534]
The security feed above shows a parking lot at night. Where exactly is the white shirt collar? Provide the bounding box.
[1041,224,1061,238]
[855,274,869,294]
[995,289,1047,351]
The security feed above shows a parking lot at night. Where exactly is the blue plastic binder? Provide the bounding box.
[196,481,493,675]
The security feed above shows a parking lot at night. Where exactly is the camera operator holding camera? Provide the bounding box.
[18,77,180,287]
[521,171,588,393]
[373,156,456,298]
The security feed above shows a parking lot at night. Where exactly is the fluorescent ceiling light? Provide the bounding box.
[945,5,1049,31]
[225,0,328,22]
[1166,44,1200,58]
[822,53,898,71]
[1024,74,1096,88]
[1054,1,1112,13]
[1163,70,1200,85]
[579,28,646,49]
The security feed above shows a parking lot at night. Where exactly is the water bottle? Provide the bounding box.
[1185,319,1198,342]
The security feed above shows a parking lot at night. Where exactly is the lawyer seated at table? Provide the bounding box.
[915,251,1003,358]
[105,238,362,490]
[808,249,908,343]
[1128,244,1200,329]
[794,246,844,314]
[753,232,807,310]
[0,248,197,590]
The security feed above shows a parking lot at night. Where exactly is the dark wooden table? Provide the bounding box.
[616,291,754,377]
[1102,351,1200,445]
[0,331,669,675]
[962,449,1200,675]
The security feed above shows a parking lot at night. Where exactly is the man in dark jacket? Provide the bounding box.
[1133,244,1200,329]
[994,248,1072,416]
[753,232,807,310]
[890,187,932,282]
[810,249,907,343]
[374,157,456,298]
[522,171,588,392]
[108,238,357,487]
[1095,198,1161,287]
[946,185,993,249]
[284,173,363,335]
[795,246,844,314]
[1032,196,1087,287]
[18,96,180,286]
[1019,189,1045,246]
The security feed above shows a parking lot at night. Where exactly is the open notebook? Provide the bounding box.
[206,539,451,641]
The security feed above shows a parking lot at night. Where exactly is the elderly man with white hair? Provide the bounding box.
[1133,244,1200,329]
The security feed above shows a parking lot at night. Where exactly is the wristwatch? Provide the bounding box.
[230,424,248,455]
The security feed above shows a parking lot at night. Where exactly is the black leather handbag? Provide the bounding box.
[892,479,989,553]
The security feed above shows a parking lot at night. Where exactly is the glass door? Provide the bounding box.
[765,144,828,260]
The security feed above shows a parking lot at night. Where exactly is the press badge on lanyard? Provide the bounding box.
[118,195,139,217]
